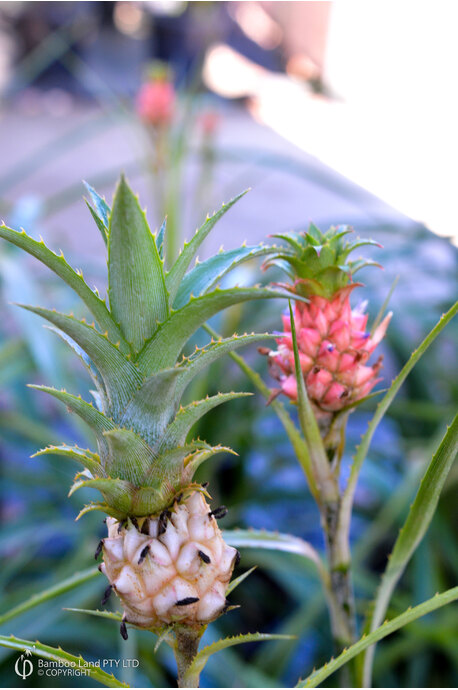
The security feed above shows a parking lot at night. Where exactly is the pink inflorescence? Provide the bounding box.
[136,79,176,127]
[266,285,391,416]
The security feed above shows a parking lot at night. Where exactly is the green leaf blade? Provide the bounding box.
[165,190,249,304]
[108,176,169,352]
[0,635,128,687]
[0,567,100,626]
[103,428,154,485]
[29,386,115,455]
[0,224,125,346]
[360,413,458,685]
[296,587,458,688]
[84,180,110,227]
[185,632,295,683]
[138,288,295,376]
[173,244,271,310]
[33,444,102,476]
[222,528,325,581]
[21,306,143,417]
[342,302,458,535]
[160,392,251,451]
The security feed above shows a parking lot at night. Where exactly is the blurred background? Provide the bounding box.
[0,2,456,688]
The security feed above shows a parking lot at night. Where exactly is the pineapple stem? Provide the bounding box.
[174,627,202,688]
[321,417,357,685]
[321,497,357,686]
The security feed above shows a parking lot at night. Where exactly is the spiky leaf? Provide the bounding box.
[138,287,294,375]
[264,223,382,298]
[84,180,110,227]
[173,244,271,309]
[86,202,109,246]
[21,306,143,416]
[33,444,102,476]
[184,633,295,683]
[0,568,99,626]
[296,587,458,688]
[0,224,125,346]
[360,413,458,685]
[108,176,169,352]
[159,392,251,450]
[45,326,107,407]
[165,190,248,303]
[156,217,166,259]
[30,386,115,455]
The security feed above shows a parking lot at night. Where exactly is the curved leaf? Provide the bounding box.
[160,392,251,450]
[65,607,123,622]
[21,306,143,415]
[84,180,110,226]
[0,635,128,687]
[86,202,109,246]
[125,334,273,445]
[0,223,125,346]
[33,444,102,477]
[184,633,295,684]
[156,217,166,259]
[69,477,135,515]
[0,567,99,626]
[222,528,326,583]
[173,244,271,309]
[177,332,276,394]
[360,413,458,685]
[30,386,115,456]
[183,444,236,478]
[296,586,458,688]
[165,190,248,304]
[108,176,168,352]
[45,325,107,406]
[341,302,458,543]
[203,323,319,500]
[138,287,295,375]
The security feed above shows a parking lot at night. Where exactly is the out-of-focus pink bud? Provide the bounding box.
[136,80,175,127]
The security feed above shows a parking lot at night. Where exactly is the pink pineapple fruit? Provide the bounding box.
[262,224,391,418]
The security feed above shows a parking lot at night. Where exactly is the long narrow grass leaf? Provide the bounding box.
[0,635,128,687]
[296,586,458,687]
[223,529,327,584]
[288,301,338,503]
[360,413,458,685]
[0,567,99,625]
[342,302,457,524]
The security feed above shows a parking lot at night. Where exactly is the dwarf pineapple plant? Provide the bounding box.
[0,177,290,681]
[255,223,392,661]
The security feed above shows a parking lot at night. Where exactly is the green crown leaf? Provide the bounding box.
[264,224,382,298]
